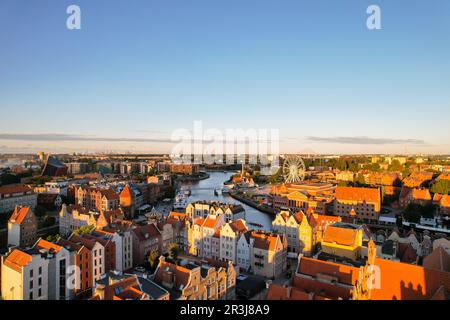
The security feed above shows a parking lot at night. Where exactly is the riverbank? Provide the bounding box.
[229,192,275,215]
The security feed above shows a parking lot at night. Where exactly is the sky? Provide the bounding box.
[0,0,449,155]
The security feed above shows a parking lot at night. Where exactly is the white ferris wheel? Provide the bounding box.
[282,155,306,183]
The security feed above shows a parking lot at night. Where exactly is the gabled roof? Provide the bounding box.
[132,224,161,242]
[423,247,450,272]
[0,185,32,195]
[120,184,133,198]
[335,186,380,203]
[371,258,450,300]
[322,224,359,247]
[154,259,191,291]
[228,219,248,233]
[34,239,63,253]
[168,211,187,220]
[9,206,34,225]
[251,231,280,251]
[202,215,220,229]
[68,234,98,250]
[411,188,432,201]
[3,249,33,273]
[441,195,450,208]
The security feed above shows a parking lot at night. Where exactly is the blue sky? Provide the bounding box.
[0,0,449,154]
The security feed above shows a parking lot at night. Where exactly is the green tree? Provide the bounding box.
[147,250,160,272]
[388,160,403,172]
[73,225,95,236]
[46,234,61,242]
[167,243,179,260]
[431,179,450,195]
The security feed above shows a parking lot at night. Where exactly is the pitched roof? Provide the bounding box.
[266,283,314,300]
[9,206,33,225]
[3,249,33,273]
[120,185,133,198]
[168,211,187,220]
[423,247,450,272]
[0,185,32,195]
[371,258,450,300]
[68,234,98,250]
[335,186,380,203]
[34,239,63,253]
[411,188,432,201]
[251,231,280,251]
[154,259,191,291]
[322,224,359,247]
[99,188,119,200]
[297,256,360,286]
[132,224,161,242]
[202,215,220,229]
[228,219,248,233]
[441,195,450,208]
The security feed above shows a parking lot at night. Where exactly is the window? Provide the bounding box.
[38,267,42,275]
[30,270,33,278]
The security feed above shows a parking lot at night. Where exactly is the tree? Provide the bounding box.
[167,243,179,260]
[388,160,403,172]
[73,225,95,236]
[431,179,450,195]
[46,234,61,242]
[147,250,160,273]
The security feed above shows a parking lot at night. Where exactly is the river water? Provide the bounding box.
[179,171,273,231]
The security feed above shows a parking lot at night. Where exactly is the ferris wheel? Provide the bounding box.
[282,155,306,183]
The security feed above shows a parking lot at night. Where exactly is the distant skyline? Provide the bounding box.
[1,0,450,154]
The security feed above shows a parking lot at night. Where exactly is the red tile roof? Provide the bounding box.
[335,186,380,203]
[34,239,63,253]
[411,188,432,201]
[371,258,450,300]
[441,195,450,208]
[132,224,161,242]
[0,185,32,195]
[8,206,33,225]
[3,249,33,273]
[120,185,133,198]
[423,247,450,272]
[154,259,191,291]
[229,219,248,233]
[322,225,359,247]
[251,231,280,251]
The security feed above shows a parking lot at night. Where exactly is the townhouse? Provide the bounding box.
[67,234,106,286]
[1,248,49,300]
[131,223,162,266]
[74,186,119,213]
[153,256,236,300]
[334,186,381,222]
[0,185,37,214]
[250,231,287,279]
[7,206,38,248]
[56,238,93,296]
[91,272,169,300]
[219,219,248,264]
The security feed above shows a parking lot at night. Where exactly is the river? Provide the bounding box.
[179,171,273,231]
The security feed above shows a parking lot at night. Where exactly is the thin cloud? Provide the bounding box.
[0,133,274,144]
[0,133,174,143]
[306,136,428,145]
